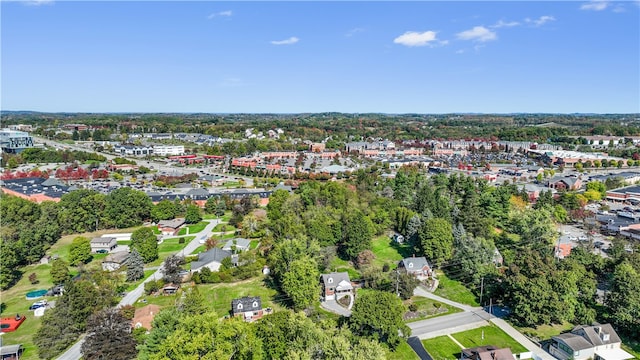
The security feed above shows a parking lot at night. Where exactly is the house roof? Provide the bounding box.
[132,304,161,330]
[594,347,635,360]
[336,279,353,291]
[401,257,430,271]
[157,218,186,229]
[190,248,232,270]
[320,272,351,286]
[553,333,595,351]
[186,188,209,197]
[91,237,116,244]
[461,346,514,360]
[571,324,621,346]
[222,238,251,251]
[103,251,129,264]
[231,296,262,314]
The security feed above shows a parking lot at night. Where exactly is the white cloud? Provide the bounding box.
[456,26,497,42]
[393,31,444,47]
[270,37,299,45]
[491,20,520,28]
[345,28,365,37]
[19,0,54,6]
[455,49,465,54]
[525,15,556,26]
[580,1,609,11]
[207,10,232,19]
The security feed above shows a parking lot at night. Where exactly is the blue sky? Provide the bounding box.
[2,1,639,113]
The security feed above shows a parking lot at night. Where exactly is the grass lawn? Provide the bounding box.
[621,337,640,359]
[249,240,260,250]
[370,235,408,268]
[151,227,161,235]
[221,212,232,222]
[515,321,574,342]
[146,236,196,266]
[433,271,479,307]
[117,240,131,246]
[124,270,156,292]
[177,221,208,235]
[192,245,206,254]
[386,341,419,360]
[213,223,236,233]
[452,325,527,353]
[422,335,462,360]
[197,277,280,317]
[329,256,361,279]
[405,296,463,323]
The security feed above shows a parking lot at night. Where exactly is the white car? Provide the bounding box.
[578,235,588,241]
[569,236,578,241]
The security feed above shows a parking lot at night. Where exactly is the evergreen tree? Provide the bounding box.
[81,308,137,360]
[126,249,144,282]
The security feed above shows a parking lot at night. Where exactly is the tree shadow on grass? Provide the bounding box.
[389,239,415,259]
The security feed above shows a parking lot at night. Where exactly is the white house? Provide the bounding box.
[153,145,185,156]
[549,324,634,360]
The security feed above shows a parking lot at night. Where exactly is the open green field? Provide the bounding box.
[386,341,420,360]
[177,221,208,235]
[212,223,236,233]
[197,277,280,316]
[452,325,527,353]
[125,270,156,292]
[146,236,196,266]
[516,321,574,341]
[433,271,479,307]
[328,256,360,280]
[370,235,409,268]
[422,335,462,360]
[405,296,463,323]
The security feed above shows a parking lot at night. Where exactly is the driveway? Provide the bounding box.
[320,299,352,317]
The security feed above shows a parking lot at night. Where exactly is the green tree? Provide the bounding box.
[341,210,374,260]
[138,308,183,359]
[130,227,158,263]
[418,218,453,266]
[179,286,209,315]
[350,290,410,349]
[607,261,640,336]
[126,249,144,282]
[68,236,92,266]
[162,254,185,285]
[50,258,70,284]
[105,187,153,228]
[150,199,178,223]
[390,271,420,300]
[81,308,137,360]
[184,204,202,224]
[281,256,320,311]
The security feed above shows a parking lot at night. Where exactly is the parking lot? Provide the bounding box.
[556,223,611,257]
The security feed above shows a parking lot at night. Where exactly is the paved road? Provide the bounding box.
[57,219,220,360]
[408,310,491,340]
[407,336,433,360]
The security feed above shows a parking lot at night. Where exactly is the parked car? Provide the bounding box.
[594,241,605,248]
[96,249,109,254]
[29,300,48,310]
[578,235,588,241]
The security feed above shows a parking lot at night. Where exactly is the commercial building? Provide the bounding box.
[0,129,35,154]
[153,145,185,156]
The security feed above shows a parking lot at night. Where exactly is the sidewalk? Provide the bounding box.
[414,286,478,312]
[490,318,556,360]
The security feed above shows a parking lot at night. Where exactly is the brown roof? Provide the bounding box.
[132,304,161,330]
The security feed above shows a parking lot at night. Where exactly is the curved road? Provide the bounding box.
[56,219,220,360]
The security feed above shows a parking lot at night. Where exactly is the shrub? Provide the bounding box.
[29,273,39,284]
[408,303,418,312]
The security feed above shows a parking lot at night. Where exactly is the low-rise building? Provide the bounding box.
[90,237,117,253]
[231,296,263,322]
[549,324,633,360]
[102,251,130,271]
[320,272,353,301]
[157,218,186,235]
[398,256,432,280]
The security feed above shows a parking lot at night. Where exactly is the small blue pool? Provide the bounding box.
[25,290,47,300]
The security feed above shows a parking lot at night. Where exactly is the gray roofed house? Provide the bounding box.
[399,256,432,279]
[550,323,633,360]
[190,248,232,272]
[102,251,130,272]
[320,272,353,301]
[231,296,264,322]
[157,218,186,235]
[90,237,117,253]
[222,238,251,252]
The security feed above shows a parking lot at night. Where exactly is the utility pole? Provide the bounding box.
[480,277,484,306]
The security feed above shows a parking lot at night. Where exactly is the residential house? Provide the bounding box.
[392,233,405,244]
[101,251,130,272]
[555,243,573,260]
[190,248,232,272]
[460,346,514,360]
[90,237,117,253]
[157,218,186,235]
[161,284,178,295]
[549,323,634,360]
[398,256,432,279]
[132,304,161,330]
[546,176,582,191]
[231,296,263,322]
[320,272,353,301]
[222,238,251,252]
